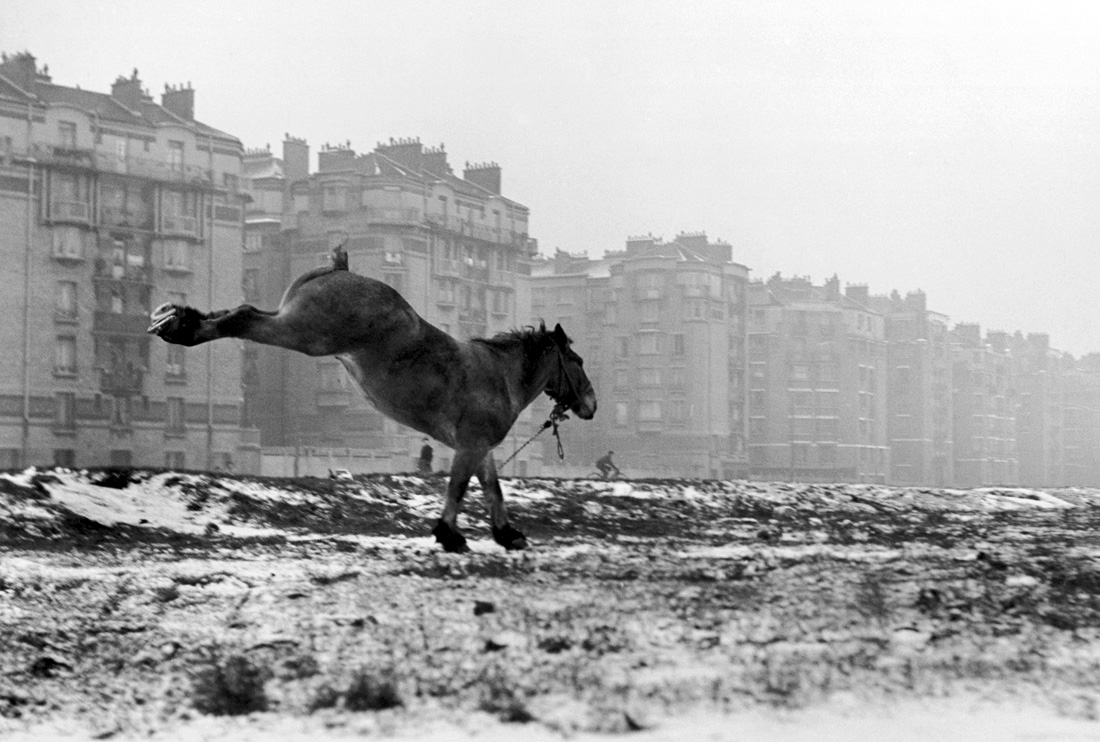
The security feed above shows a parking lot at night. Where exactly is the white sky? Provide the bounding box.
[4,0,1099,354]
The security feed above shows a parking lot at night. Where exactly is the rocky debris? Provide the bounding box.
[3,468,1100,738]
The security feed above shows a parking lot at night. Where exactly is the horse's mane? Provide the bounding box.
[471,321,557,355]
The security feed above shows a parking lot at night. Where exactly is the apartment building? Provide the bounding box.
[243,136,538,473]
[0,53,250,470]
[951,324,1018,486]
[867,290,954,486]
[747,276,889,483]
[531,233,750,478]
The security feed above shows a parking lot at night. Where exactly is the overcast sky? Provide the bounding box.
[4,0,1099,354]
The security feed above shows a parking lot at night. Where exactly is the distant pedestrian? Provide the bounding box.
[418,438,434,474]
[596,451,620,479]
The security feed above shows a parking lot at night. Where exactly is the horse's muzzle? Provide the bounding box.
[573,389,597,420]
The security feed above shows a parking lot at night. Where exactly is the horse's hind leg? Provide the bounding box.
[432,449,484,553]
[477,455,527,551]
[148,303,329,356]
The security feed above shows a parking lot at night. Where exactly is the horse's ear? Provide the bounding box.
[552,323,568,345]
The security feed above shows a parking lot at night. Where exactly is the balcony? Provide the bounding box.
[364,207,420,225]
[31,145,214,188]
[100,367,145,394]
[315,389,352,407]
[93,260,152,285]
[161,214,198,236]
[93,310,149,336]
[99,206,153,230]
[51,200,91,224]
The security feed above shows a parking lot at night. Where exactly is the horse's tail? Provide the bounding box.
[331,242,349,271]
[276,242,350,308]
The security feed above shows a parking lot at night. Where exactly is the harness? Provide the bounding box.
[498,346,578,469]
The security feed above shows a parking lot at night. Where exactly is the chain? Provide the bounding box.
[498,403,569,471]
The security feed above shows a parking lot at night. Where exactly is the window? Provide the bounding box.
[56,281,78,320]
[614,369,630,388]
[817,417,838,439]
[672,334,685,357]
[438,280,456,305]
[110,395,132,428]
[245,231,264,252]
[55,392,75,431]
[819,444,837,465]
[640,302,659,323]
[792,418,814,439]
[58,121,77,148]
[166,345,185,378]
[790,364,810,382]
[639,368,662,386]
[638,333,659,354]
[165,451,186,469]
[242,269,260,303]
[670,400,687,422]
[615,402,629,426]
[54,449,76,468]
[638,401,662,421]
[384,250,404,265]
[167,397,185,433]
[819,364,838,383]
[792,443,810,465]
[164,240,190,270]
[167,140,184,172]
[55,336,77,375]
[669,368,685,387]
[52,226,85,259]
[750,390,766,411]
[616,337,629,358]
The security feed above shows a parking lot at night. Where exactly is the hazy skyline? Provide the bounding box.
[5,0,1098,354]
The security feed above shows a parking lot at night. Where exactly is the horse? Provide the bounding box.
[147,244,597,553]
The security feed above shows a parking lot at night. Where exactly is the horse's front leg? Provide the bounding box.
[148,303,327,356]
[431,448,484,553]
[476,455,527,551]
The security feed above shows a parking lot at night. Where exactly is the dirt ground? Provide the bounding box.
[2,469,1100,740]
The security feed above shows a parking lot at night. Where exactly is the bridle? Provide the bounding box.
[546,344,585,414]
[498,343,583,470]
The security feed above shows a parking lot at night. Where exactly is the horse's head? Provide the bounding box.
[546,323,597,420]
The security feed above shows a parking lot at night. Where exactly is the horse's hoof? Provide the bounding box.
[492,524,528,551]
[432,520,469,553]
[147,304,200,345]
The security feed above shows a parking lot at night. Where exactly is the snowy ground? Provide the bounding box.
[2,468,1100,740]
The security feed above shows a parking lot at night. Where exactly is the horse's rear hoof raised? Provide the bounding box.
[431,520,470,553]
[492,524,528,551]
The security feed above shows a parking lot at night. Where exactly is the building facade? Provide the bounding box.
[951,325,1018,486]
[747,276,889,483]
[868,290,954,486]
[531,233,750,478]
[0,52,251,470]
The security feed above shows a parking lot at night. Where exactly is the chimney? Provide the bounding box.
[625,234,658,256]
[0,51,42,92]
[904,290,927,313]
[161,83,194,121]
[845,284,869,306]
[111,68,149,109]
[422,145,451,175]
[463,161,501,194]
[824,274,840,298]
[318,142,355,172]
[954,323,982,347]
[375,137,423,170]
[282,135,310,182]
[987,331,1009,353]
